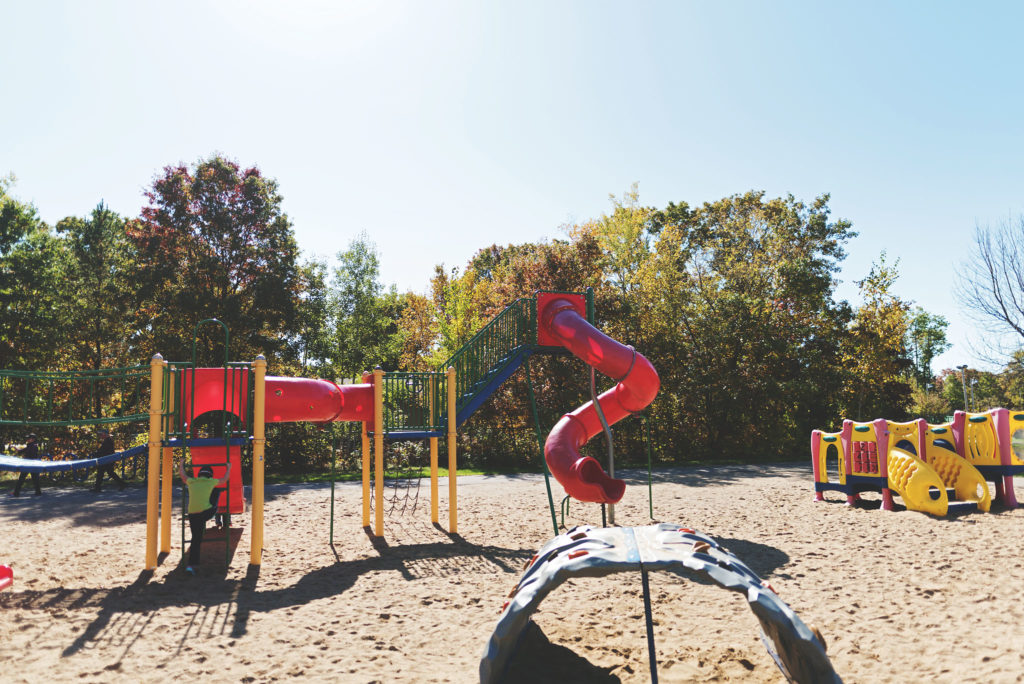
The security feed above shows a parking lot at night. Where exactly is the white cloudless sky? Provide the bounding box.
[3,1,1023,372]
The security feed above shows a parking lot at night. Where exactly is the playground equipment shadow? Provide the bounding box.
[503,620,622,683]
[2,532,536,665]
[464,461,812,490]
[0,485,144,527]
[0,480,346,529]
[10,463,1024,681]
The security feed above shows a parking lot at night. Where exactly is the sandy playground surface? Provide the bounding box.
[2,463,1024,683]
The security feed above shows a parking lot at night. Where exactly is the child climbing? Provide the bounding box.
[177,459,230,575]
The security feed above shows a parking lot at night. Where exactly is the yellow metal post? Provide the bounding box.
[430,437,439,524]
[160,446,173,553]
[145,354,164,570]
[373,367,385,536]
[361,421,370,527]
[447,366,457,533]
[374,366,385,536]
[430,372,438,524]
[361,371,371,528]
[159,374,174,554]
[250,356,267,565]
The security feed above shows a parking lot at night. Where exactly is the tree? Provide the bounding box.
[127,155,302,363]
[905,307,951,387]
[0,175,64,369]
[290,258,332,375]
[397,292,439,371]
[591,183,655,298]
[329,235,405,379]
[644,192,856,459]
[999,350,1024,409]
[909,382,951,424]
[842,253,913,420]
[55,202,137,372]
[957,216,1024,359]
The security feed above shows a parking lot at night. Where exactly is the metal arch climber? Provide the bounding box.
[480,523,841,684]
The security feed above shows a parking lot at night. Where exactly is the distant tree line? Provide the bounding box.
[2,162,1020,473]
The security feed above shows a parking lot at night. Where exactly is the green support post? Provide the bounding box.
[525,357,559,536]
[644,414,654,519]
[329,427,336,545]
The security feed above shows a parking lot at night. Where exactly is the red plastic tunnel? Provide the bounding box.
[180,369,373,428]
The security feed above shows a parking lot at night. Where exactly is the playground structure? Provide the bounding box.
[481,524,840,684]
[0,564,12,591]
[142,289,657,567]
[2,289,658,569]
[811,407,1024,515]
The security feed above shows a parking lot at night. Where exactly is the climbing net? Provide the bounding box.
[369,440,427,517]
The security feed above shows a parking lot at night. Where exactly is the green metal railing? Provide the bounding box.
[381,371,447,432]
[159,362,254,442]
[440,297,536,415]
[0,366,150,427]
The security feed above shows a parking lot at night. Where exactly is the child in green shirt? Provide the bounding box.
[178,460,231,575]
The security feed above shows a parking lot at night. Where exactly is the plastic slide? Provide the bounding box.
[886,448,949,516]
[0,564,12,592]
[537,296,660,504]
[925,446,991,512]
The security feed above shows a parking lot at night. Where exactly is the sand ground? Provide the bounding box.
[2,463,1024,683]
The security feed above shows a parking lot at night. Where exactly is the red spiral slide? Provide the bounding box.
[538,294,660,504]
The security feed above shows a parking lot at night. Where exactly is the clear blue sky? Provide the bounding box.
[3,1,1023,372]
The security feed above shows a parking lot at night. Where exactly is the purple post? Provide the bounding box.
[951,411,966,457]
[874,418,894,511]
[991,408,1018,508]
[841,421,859,506]
[811,430,825,501]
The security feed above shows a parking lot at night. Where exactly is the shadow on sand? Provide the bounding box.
[0,528,534,667]
[501,621,622,683]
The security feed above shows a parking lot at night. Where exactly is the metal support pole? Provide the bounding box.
[430,437,439,523]
[958,365,969,412]
[525,357,559,536]
[591,366,615,525]
[160,445,173,553]
[644,415,654,519]
[160,374,175,554]
[430,371,439,523]
[250,356,267,565]
[374,367,385,536]
[361,371,371,528]
[447,366,457,533]
[145,354,164,570]
[330,426,336,544]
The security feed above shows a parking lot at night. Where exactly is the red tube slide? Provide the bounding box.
[183,370,373,427]
[265,377,373,425]
[539,296,660,504]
